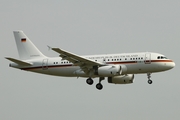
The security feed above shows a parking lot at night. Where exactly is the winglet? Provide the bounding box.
[47,45,52,51]
[5,57,32,66]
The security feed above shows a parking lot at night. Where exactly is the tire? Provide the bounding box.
[96,83,103,90]
[148,80,153,84]
[86,78,93,85]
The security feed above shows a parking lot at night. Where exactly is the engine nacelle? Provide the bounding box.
[108,74,134,84]
[97,65,127,77]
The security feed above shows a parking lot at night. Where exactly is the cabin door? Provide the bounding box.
[42,59,48,70]
[144,53,151,64]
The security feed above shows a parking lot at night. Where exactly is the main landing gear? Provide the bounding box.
[147,73,153,84]
[86,78,93,85]
[96,83,103,90]
[86,77,104,90]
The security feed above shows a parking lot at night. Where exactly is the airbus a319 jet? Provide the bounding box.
[6,31,175,90]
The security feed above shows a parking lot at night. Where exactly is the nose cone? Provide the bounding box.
[167,61,175,69]
[171,61,175,68]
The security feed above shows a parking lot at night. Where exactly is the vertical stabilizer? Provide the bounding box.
[13,31,46,60]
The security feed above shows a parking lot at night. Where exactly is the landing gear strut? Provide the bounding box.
[147,73,153,84]
[96,77,104,90]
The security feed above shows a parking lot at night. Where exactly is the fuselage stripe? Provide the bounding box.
[21,59,173,70]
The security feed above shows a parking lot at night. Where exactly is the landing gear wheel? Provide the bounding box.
[86,78,93,85]
[96,83,103,90]
[148,80,153,84]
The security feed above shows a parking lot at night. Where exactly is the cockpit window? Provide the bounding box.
[157,56,168,59]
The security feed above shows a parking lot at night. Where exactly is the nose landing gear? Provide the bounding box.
[148,79,153,84]
[147,73,153,84]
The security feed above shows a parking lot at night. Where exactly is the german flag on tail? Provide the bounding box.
[21,38,26,42]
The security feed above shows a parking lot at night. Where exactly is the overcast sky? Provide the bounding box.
[1,0,180,120]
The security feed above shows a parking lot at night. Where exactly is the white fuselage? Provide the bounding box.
[10,52,175,78]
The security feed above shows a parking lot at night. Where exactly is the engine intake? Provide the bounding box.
[108,74,134,84]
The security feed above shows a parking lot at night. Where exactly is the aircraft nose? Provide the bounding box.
[171,61,175,68]
[168,60,175,69]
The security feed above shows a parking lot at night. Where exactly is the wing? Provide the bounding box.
[52,48,103,66]
[52,48,104,74]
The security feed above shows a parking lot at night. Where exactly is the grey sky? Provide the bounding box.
[1,0,179,119]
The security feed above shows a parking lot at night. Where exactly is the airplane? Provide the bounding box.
[5,31,175,90]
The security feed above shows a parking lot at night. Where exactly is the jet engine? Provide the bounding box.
[96,65,127,76]
[108,74,134,84]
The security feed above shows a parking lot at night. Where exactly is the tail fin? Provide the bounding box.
[13,31,46,60]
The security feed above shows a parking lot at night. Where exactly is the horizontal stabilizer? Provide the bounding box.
[5,57,32,66]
